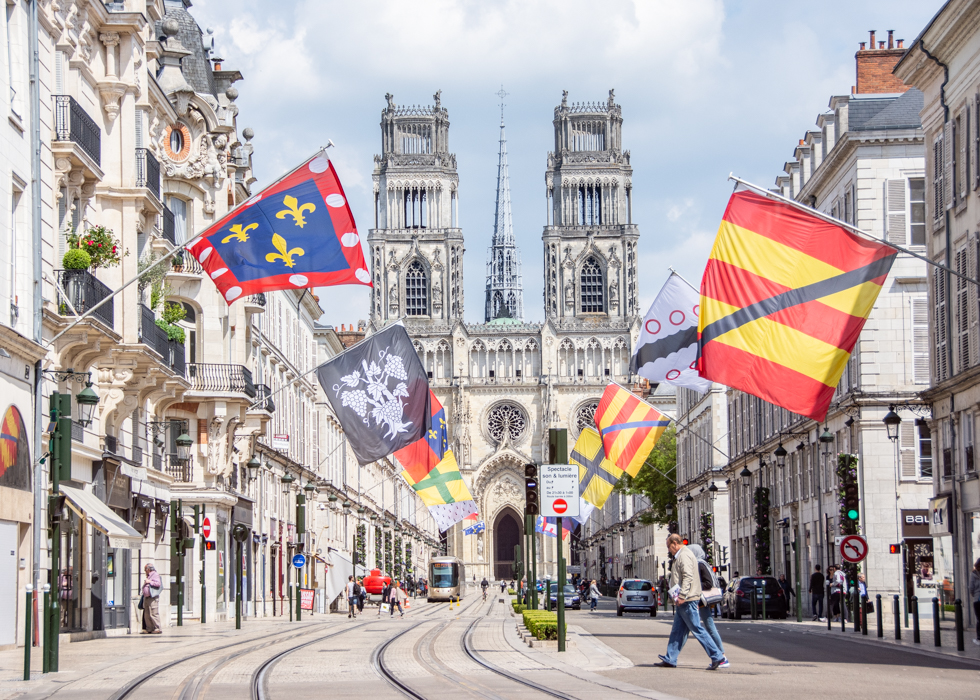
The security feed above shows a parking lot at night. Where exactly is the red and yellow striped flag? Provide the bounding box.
[594,384,671,478]
[698,190,897,421]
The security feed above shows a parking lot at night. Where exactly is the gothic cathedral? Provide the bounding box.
[367,90,641,580]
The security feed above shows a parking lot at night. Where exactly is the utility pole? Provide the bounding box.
[296,488,305,622]
[44,392,71,673]
[549,428,568,652]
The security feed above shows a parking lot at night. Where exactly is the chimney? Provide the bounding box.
[898,39,904,49]
[860,42,866,50]
[855,31,910,94]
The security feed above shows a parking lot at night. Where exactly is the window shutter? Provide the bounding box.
[886,179,907,245]
[911,296,929,384]
[900,422,917,480]
[135,108,143,148]
[57,192,67,260]
[956,247,970,372]
[966,107,972,199]
[971,235,980,367]
[935,266,949,381]
[55,52,64,94]
[976,94,980,190]
[945,120,954,210]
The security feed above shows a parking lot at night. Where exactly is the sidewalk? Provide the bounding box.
[751,611,980,666]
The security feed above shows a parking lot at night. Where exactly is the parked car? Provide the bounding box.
[548,585,582,610]
[721,576,789,619]
[617,578,657,616]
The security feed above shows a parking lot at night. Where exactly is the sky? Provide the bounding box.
[188,0,939,327]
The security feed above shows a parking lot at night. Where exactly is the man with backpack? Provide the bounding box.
[346,575,360,618]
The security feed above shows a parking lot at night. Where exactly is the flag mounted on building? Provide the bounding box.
[536,515,570,540]
[571,427,623,509]
[463,521,486,535]
[393,390,478,532]
[594,384,671,478]
[316,323,430,464]
[698,189,897,421]
[631,272,712,393]
[185,152,372,304]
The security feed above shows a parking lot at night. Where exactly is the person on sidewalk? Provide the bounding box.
[829,564,846,623]
[654,534,725,670]
[809,565,825,621]
[346,575,359,618]
[674,545,729,668]
[141,563,163,634]
[357,578,367,613]
[778,574,795,610]
[969,558,980,646]
[589,579,601,612]
[389,581,406,617]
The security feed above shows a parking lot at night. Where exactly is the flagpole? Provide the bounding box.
[47,146,332,348]
[666,267,699,293]
[729,174,979,287]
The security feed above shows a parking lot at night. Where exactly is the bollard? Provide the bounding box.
[876,594,883,638]
[751,592,757,620]
[861,597,868,636]
[893,595,901,640]
[841,604,846,633]
[826,586,832,630]
[912,595,920,643]
[23,586,32,681]
[932,597,941,647]
[955,599,965,652]
[762,585,767,621]
[41,589,49,674]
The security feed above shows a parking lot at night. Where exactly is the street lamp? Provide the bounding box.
[175,428,193,461]
[883,406,902,442]
[75,382,99,427]
[819,427,834,448]
[708,482,718,493]
[246,455,261,481]
[684,493,693,502]
[739,464,752,478]
[304,480,317,496]
[281,471,295,494]
[774,443,787,468]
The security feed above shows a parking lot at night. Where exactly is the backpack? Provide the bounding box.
[352,582,361,596]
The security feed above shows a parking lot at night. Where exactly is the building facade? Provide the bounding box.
[367,90,652,582]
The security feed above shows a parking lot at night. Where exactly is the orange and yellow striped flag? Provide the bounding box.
[698,190,897,421]
[593,384,671,478]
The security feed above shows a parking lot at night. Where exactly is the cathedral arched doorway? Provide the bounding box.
[493,507,523,581]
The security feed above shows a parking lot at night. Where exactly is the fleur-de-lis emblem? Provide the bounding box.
[221,222,257,244]
[266,233,305,268]
[276,195,316,228]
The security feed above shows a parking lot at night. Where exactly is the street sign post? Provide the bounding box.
[839,535,868,563]
[292,553,307,569]
[540,464,580,518]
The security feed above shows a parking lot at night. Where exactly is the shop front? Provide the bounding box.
[0,402,34,649]
[901,509,936,617]
[94,460,133,631]
[231,498,253,617]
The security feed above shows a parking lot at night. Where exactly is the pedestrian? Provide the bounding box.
[674,545,729,667]
[588,579,600,612]
[140,563,163,634]
[500,580,507,593]
[969,558,980,646]
[389,580,406,617]
[778,574,795,608]
[830,564,846,622]
[809,565,825,621]
[357,577,367,613]
[346,575,359,618]
[654,534,726,670]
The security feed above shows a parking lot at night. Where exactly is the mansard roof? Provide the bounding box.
[157,7,217,97]
[850,89,924,131]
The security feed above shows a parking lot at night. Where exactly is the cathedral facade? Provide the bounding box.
[367,91,642,580]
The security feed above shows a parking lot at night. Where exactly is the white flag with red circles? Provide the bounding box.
[630,272,712,393]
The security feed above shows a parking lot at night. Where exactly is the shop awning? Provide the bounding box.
[59,484,143,550]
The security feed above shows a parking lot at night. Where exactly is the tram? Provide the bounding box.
[427,556,465,602]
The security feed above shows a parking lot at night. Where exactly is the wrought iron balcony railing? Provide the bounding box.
[252,383,275,413]
[248,293,266,307]
[138,304,187,377]
[136,148,160,200]
[56,269,114,329]
[171,251,203,274]
[187,363,256,398]
[162,205,176,245]
[54,95,101,166]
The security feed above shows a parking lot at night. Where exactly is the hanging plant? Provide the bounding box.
[753,486,771,575]
[66,225,126,269]
[384,531,392,574]
[355,524,367,566]
[405,541,412,575]
[699,512,714,564]
[375,526,383,570]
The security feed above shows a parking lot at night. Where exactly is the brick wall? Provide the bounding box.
[856,48,909,94]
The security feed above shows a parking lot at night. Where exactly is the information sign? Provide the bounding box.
[292,553,307,568]
[539,464,580,518]
[299,588,315,611]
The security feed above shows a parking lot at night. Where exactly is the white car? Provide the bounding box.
[617,578,658,616]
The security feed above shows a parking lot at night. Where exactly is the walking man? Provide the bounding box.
[809,565,825,621]
[346,575,359,618]
[654,534,725,670]
[778,574,795,611]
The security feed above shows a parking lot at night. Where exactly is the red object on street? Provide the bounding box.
[362,568,391,595]
[553,499,567,514]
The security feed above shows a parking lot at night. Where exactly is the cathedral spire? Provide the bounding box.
[485,87,524,322]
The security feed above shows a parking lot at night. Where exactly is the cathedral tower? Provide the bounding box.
[368,91,464,327]
[484,101,524,322]
[543,90,639,324]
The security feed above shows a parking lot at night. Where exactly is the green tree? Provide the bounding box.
[615,425,677,526]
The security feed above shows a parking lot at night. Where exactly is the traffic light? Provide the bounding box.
[204,540,216,551]
[524,464,539,515]
[889,544,901,554]
[843,481,860,524]
[682,538,689,546]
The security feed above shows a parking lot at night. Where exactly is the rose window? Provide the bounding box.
[486,403,528,444]
[574,401,599,436]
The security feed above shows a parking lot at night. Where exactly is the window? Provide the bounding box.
[580,257,604,313]
[917,420,933,479]
[170,128,184,155]
[964,412,976,473]
[934,134,945,222]
[909,178,926,246]
[935,267,949,381]
[405,260,428,316]
[166,196,187,244]
[956,247,971,372]
[911,297,929,384]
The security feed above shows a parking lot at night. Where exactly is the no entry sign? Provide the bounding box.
[540,464,580,518]
[839,535,868,564]
[202,517,211,539]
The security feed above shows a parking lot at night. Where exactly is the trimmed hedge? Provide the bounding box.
[512,600,525,614]
[507,588,517,595]
[522,610,558,640]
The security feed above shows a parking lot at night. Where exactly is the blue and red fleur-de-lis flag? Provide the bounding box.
[185,153,372,304]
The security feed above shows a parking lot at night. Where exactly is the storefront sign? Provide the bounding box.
[901,509,931,538]
[929,496,953,536]
[272,434,290,450]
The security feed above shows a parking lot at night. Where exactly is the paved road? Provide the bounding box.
[573,597,980,700]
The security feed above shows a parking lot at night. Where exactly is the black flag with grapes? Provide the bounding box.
[316,323,431,464]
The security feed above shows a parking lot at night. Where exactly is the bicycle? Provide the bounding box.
[482,587,489,602]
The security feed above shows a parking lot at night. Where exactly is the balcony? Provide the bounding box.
[138,304,187,377]
[56,269,114,330]
[170,251,203,275]
[252,383,275,413]
[245,293,266,314]
[162,206,176,246]
[167,455,192,483]
[54,95,101,167]
[187,363,256,398]
[136,148,161,201]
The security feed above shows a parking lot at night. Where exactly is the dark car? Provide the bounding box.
[549,585,582,610]
[617,578,658,616]
[721,576,789,619]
